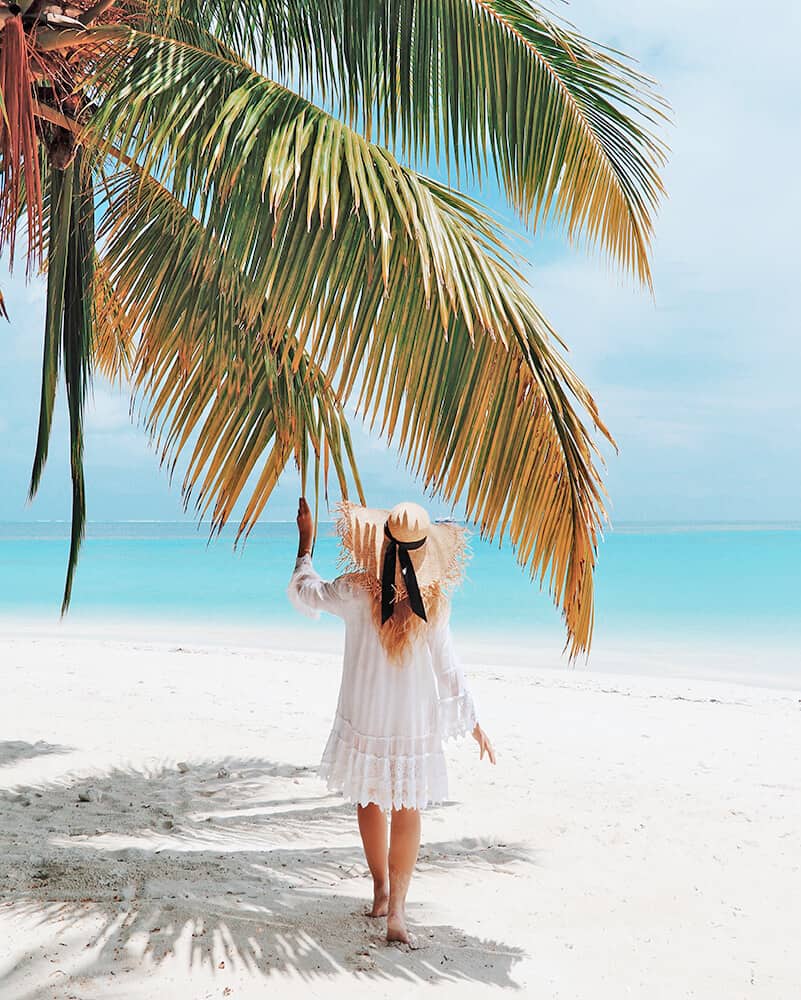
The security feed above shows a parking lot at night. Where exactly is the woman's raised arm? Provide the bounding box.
[287,497,352,619]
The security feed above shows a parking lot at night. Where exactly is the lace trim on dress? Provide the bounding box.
[438,690,478,742]
[320,716,449,811]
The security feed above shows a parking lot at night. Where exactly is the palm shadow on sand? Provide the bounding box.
[0,756,529,997]
[0,739,73,769]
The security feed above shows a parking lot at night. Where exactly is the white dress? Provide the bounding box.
[288,554,478,811]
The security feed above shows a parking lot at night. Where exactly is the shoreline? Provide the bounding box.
[2,613,800,690]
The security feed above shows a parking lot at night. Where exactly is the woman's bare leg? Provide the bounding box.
[387,807,421,944]
[357,803,389,916]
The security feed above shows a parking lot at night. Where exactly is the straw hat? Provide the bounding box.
[336,500,468,595]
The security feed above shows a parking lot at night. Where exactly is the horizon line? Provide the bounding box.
[1,518,800,530]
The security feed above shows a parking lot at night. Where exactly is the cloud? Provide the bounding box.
[516,0,801,520]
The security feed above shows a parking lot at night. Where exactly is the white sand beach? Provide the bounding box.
[1,625,799,999]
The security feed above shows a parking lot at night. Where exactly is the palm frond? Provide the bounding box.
[93,164,364,537]
[60,148,95,612]
[92,255,135,382]
[30,150,95,611]
[171,0,668,285]
[30,163,71,501]
[0,15,44,269]
[88,31,610,653]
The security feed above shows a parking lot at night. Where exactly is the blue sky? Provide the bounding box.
[1,0,799,525]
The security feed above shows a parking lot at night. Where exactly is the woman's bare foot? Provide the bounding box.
[369,880,389,918]
[386,910,411,943]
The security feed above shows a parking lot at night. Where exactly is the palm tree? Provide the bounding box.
[0,0,667,656]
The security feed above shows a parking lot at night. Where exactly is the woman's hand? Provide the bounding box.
[472,723,496,764]
[296,496,314,557]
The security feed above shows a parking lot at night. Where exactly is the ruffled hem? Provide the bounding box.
[320,725,448,811]
[329,714,445,757]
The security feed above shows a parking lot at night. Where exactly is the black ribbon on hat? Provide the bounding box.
[381,523,427,624]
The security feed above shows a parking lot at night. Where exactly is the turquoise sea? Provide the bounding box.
[1,523,799,670]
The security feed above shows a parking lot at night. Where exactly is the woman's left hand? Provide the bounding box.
[472,723,496,764]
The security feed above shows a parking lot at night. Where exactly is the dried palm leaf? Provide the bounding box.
[0,15,43,268]
[93,164,364,538]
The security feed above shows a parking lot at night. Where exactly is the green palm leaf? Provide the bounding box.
[171,0,668,285]
[29,165,71,501]
[61,149,96,612]
[30,148,95,611]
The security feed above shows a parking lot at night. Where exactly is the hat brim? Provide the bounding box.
[335,501,468,593]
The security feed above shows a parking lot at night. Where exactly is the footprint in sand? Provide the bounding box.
[350,949,376,971]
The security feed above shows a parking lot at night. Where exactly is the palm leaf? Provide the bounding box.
[60,148,95,612]
[88,31,610,653]
[0,15,44,269]
[29,163,72,501]
[30,150,96,611]
[171,0,668,285]
[92,255,135,382]
[93,164,364,536]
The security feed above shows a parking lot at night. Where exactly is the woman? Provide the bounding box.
[288,496,495,946]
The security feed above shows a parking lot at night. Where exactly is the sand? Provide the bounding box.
[1,624,799,999]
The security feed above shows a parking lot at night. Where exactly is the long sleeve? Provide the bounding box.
[287,554,353,620]
[426,605,478,740]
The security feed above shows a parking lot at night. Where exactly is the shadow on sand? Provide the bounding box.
[0,739,73,769]
[1,756,529,997]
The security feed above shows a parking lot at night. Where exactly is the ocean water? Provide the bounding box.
[1,523,800,662]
